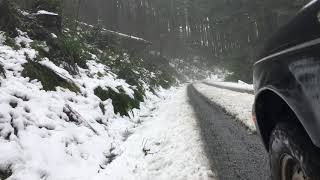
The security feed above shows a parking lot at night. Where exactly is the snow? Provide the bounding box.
[18,9,30,16]
[105,29,148,42]
[39,58,74,80]
[50,33,58,39]
[204,80,254,94]
[36,10,58,16]
[78,22,150,43]
[302,0,317,10]
[0,31,215,179]
[0,32,131,179]
[97,86,216,180]
[193,83,256,131]
[205,80,253,91]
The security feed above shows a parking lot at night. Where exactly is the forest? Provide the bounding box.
[16,0,311,82]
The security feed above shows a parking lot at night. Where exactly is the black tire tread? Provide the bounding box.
[269,122,320,180]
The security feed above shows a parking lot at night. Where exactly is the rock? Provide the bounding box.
[33,11,62,34]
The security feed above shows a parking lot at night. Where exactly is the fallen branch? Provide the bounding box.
[63,104,100,135]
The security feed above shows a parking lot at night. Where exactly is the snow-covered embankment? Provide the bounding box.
[102,86,216,179]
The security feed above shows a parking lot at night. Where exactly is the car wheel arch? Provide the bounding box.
[254,88,308,150]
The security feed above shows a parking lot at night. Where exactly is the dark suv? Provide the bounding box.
[253,0,320,179]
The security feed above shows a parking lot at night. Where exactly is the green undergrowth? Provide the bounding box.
[97,46,177,90]
[0,0,22,36]
[94,86,142,116]
[57,35,90,69]
[30,40,49,59]
[31,34,91,75]
[150,71,176,89]
[4,35,20,50]
[21,61,80,92]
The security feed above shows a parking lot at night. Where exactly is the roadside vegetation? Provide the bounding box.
[0,0,179,118]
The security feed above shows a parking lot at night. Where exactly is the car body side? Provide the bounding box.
[253,0,320,150]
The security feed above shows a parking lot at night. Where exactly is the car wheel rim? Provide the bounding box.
[281,154,306,180]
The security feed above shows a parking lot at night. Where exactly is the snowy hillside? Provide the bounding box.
[0,30,170,179]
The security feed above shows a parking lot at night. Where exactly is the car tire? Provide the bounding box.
[269,123,320,180]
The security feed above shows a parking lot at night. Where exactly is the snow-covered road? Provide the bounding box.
[99,86,216,179]
[188,83,270,179]
[193,83,255,131]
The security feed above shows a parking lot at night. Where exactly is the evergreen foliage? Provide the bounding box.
[31,40,49,58]
[0,0,22,36]
[4,35,20,50]
[58,36,89,69]
[94,86,142,116]
[32,34,90,74]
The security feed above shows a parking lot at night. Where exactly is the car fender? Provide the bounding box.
[254,55,320,148]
